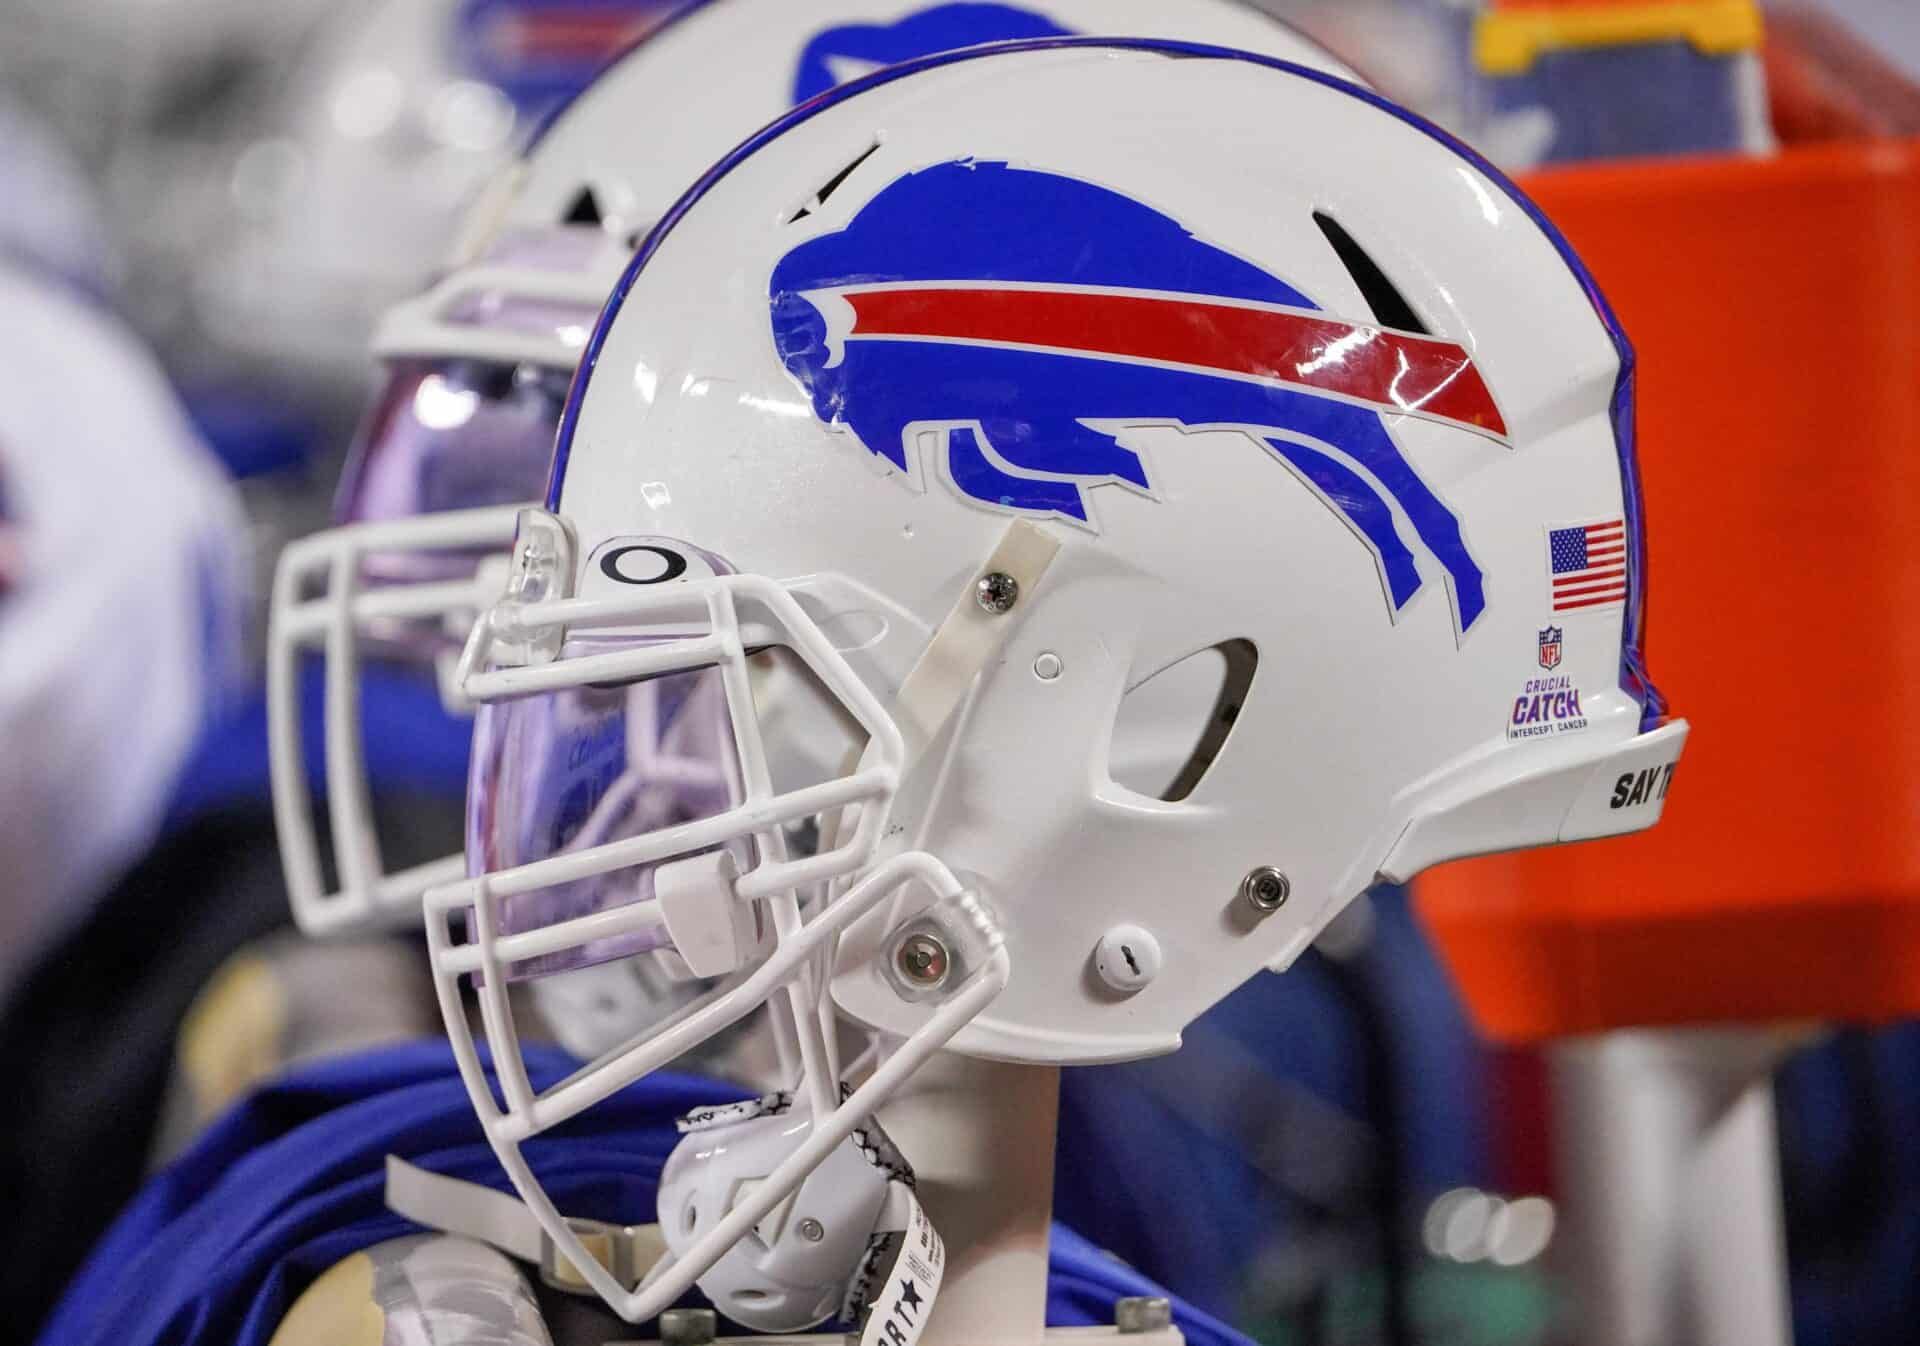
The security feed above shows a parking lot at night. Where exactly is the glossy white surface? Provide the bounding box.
[505,0,1356,242]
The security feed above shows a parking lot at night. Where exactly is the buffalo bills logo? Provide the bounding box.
[770,161,1507,635]
[792,4,1073,103]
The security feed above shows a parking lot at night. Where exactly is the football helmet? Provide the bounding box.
[422,39,1688,1322]
[270,0,1355,940]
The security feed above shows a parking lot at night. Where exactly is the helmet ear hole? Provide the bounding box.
[1108,639,1258,803]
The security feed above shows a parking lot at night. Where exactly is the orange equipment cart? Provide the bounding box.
[1416,137,1920,1043]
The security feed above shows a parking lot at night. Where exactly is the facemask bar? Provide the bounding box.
[269,504,522,938]
[427,852,1007,1322]
[449,569,903,1115]
[373,244,630,370]
[425,562,1011,1322]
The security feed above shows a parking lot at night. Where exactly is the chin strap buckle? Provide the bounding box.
[538,1216,665,1296]
[385,1155,667,1297]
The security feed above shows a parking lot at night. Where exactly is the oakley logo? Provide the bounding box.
[599,544,690,586]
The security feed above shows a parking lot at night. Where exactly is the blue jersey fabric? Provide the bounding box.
[1058,888,1492,1318]
[40,1041,1255,1346]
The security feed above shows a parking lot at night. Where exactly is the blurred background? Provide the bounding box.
[2,2,1918,1344]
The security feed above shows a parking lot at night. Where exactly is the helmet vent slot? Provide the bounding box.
[564,187,604,227]
[1312,211,1429,336]
[787,138,883,224]
[1108,639,1258,803]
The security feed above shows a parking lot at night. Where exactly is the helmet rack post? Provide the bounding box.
[879,1056,1062,1346]
[613,1056,1182,1346]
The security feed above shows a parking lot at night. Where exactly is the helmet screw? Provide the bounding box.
[796,1217,826,1243]
[1094,925,1162,994]
[1241,867,1291,913]
[895,932,952,988]
[1116,1297,1173,1334]
[975,571,1020,615]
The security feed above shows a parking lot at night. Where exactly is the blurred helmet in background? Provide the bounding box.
[271,0,1356,945]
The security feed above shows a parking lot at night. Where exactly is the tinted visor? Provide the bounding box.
[466,638,757,981]
[335,358,569,578]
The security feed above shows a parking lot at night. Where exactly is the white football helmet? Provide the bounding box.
[269,0,1356,940]
[420,39,1688,1323]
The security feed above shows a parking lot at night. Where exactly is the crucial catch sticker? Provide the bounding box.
[1507,674,1589,741]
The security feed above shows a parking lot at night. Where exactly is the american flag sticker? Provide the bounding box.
[1548,519,1628,613]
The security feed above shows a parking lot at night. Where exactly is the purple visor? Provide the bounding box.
[334,357,571,573]
[466,636,761,982]
[333,226,619,585]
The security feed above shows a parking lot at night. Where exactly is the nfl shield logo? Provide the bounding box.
[1538,626,1564,671]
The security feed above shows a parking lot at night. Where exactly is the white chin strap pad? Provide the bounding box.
[657,1094,905,1333]
[384,1155,668,1299]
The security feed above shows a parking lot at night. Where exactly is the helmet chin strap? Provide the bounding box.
[386,1154,670,1299]
[386,1095,947,1344]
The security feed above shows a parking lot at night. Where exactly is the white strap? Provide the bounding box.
[888,520,1062,759]
[385,1156,668,1297]
[845,1184,946,1346]
[387,1156,545,1263]
[825,521,1061,863]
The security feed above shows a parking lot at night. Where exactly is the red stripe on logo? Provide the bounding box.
[840,286,1508,439]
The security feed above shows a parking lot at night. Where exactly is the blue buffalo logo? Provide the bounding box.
[769,161,1508,635]
[792,4,1073,103]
